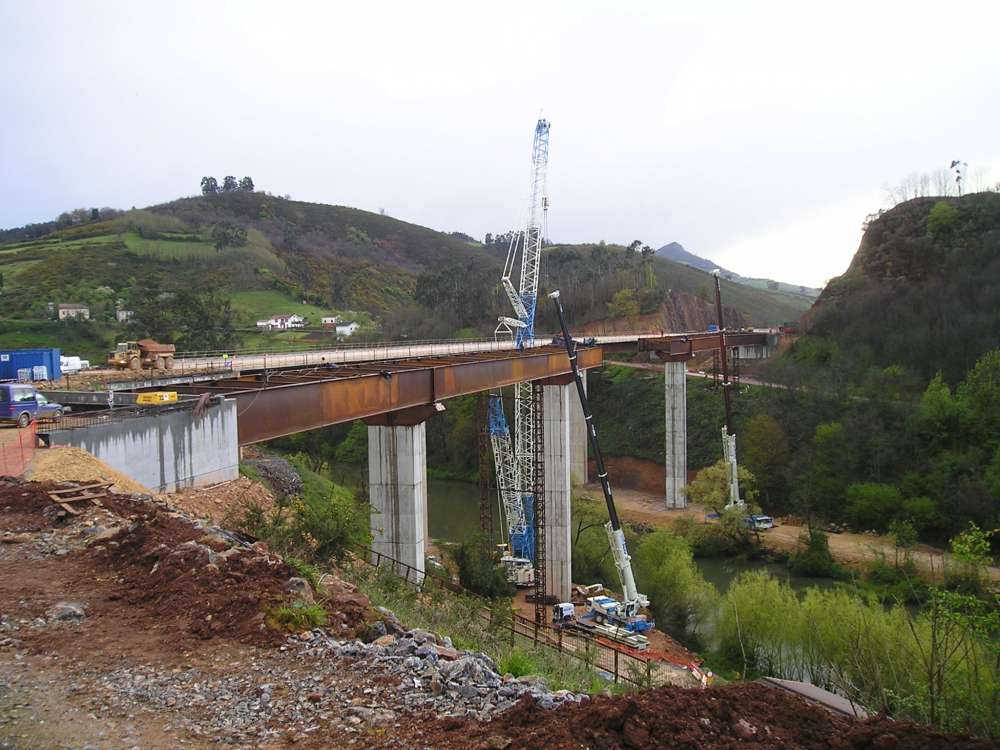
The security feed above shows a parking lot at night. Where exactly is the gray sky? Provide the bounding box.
[2,1,998,287]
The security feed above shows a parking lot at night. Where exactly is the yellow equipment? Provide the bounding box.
[135,391,178,405]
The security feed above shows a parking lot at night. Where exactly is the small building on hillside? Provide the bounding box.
[256,313,306,330]
[336,321,360,337]
[321,315,340,326]
[58,303,90,321]
[116,309,134,323]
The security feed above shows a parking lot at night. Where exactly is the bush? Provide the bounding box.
[845,483,903,532]
[633,530,718,645]
[499,648,539,677]
[450,538,513,599]
[285,556,321,591]
[788,528,843,578]
[268,601,327,631]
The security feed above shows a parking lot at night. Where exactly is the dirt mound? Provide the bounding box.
[167,476,276,524]
[423,683,995,750]
[28,446,151,495]
[0,481,372,648]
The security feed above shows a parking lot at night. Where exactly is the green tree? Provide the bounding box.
[211,222,248,252]
[633,530,717,643]
[845,482,904,532]
[222,175,239,192]
[238,175,255,192]
[740,414,790,511]
[200,176,219,195]
[683,458,758,513]
[926,200,958,238]
[606,288,639,318]
[798,421,854,524]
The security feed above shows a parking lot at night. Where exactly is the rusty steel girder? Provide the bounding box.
[638,331,767,362]
[211,346,604,445]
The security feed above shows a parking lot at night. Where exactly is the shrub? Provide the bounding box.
[499,648,539,678]
[788,528,843,578]
[450,538,513,599]
[268,601,327,632]
[926,200,958,238]
[845,483,903,532]
[285,556,321,591]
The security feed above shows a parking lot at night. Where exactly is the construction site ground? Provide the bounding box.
[2,462,995,747]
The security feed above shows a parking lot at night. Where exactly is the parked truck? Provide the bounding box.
[107,339,176,370]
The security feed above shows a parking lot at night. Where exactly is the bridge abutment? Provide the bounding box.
[542,381,573,603]
[665,361,688,509]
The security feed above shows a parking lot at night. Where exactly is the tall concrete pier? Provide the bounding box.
[366,407,442,580]
[664,361,688,508]
[568,370,588,485]
[542,380,573,602]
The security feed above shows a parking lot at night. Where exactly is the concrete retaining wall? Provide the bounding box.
[48,400,239,493]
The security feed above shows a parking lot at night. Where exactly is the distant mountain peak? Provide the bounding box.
[655,241,820,299]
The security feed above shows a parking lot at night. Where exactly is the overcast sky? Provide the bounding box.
[2,1,998,287]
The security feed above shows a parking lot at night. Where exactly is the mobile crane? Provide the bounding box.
[548,290,653,638]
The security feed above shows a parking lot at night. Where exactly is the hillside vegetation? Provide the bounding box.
[0,192,810,359]
[783,192,1000,386]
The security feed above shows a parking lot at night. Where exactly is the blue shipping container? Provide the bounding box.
[0,348,61,382]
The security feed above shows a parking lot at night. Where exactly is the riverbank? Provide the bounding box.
[580,482,1000,585]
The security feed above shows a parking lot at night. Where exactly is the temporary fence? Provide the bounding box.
[357,545,698,689]
[0,423,38,477]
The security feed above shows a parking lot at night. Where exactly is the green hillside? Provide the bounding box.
[779,192,1000,386]
[0,192,810,357]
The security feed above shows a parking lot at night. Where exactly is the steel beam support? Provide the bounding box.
[230,347,604,445]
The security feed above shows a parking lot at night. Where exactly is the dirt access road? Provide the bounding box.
[579,484,1000,584]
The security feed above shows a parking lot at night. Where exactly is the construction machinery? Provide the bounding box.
[489,117,551,586]
[548,289,654,637]
[107,339,176,370]
[712,271,744,509]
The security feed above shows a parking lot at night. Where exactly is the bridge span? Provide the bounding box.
[47,329,775,597]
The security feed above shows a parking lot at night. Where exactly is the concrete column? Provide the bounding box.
[665,361,688,509]
[569,370,588,485]
[368,422,428,581]
[543,383,573,603]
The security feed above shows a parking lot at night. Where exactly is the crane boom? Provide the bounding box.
[491,118,551,579]
[548,290,649,616]
[713,270,744,508]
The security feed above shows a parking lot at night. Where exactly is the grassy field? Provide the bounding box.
[121,232,216,259]
[229,290,338,325]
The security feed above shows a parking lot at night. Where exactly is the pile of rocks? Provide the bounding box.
[75,618,587,746]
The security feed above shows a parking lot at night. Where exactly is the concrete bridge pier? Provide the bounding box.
[541,377,574,603]
[665,361,688,509]
[569,370,588,485]
[365,404,443,581]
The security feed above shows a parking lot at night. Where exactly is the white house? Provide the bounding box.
[321,315,340,326]
[256,313,306,330]
[116,309,134,323]
[58,303,90,320]
[335,321,360,337]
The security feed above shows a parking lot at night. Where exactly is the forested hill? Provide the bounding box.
[783,192,1000,386]
[0,191,810,356]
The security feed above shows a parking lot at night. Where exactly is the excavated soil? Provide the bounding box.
[417,683,997,750]
[0,480,371,651]
[27,445,152,494]
[167,476,277,524]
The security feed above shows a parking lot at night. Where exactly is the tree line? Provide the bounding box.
[200,175,255,195]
